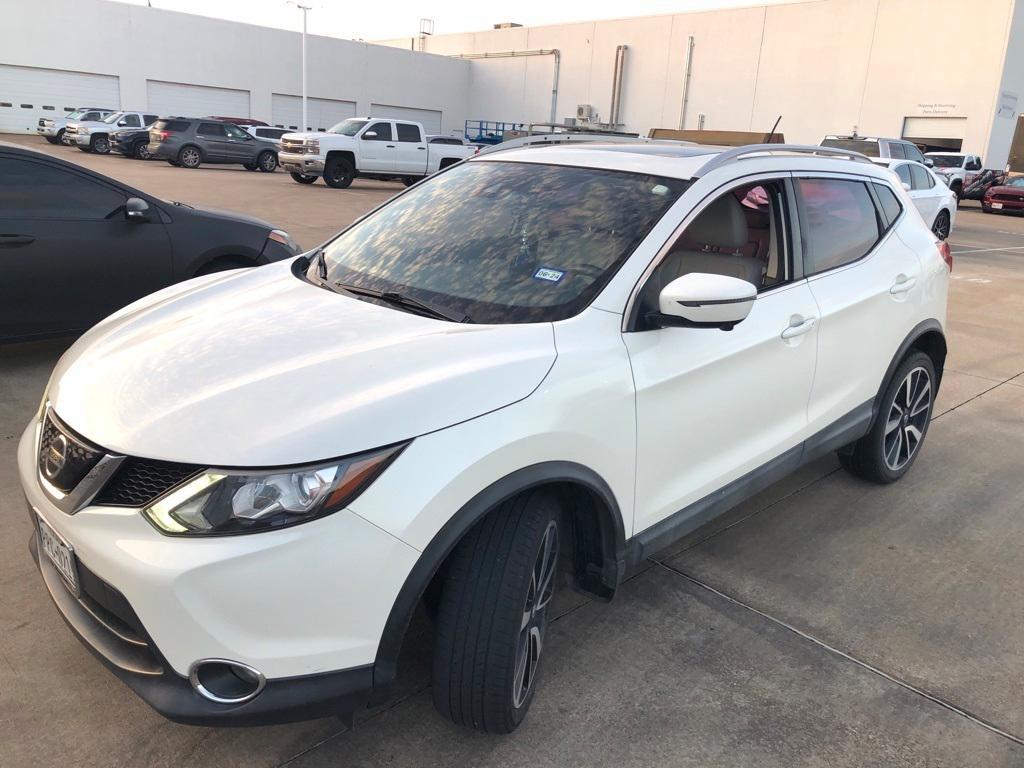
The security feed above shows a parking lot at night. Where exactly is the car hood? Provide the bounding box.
[987,184,1024,197]
[48,261,556,466]
[164,202,275,231]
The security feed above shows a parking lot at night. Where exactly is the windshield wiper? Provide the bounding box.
[335,282,472,323]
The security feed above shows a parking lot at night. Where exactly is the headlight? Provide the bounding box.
[305,140,319,154]
[267,228,300,253]
[142,443,406,536]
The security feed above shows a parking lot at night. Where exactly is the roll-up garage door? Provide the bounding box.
[271,94,356,132]
[146,81,250,119]
[369,104,442,134]
[902,116,967,152]
[0,64,120,134]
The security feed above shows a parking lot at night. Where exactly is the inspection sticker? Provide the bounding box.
[533,267,566,283]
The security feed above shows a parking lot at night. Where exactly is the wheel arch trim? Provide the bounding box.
[369,460,625,704]
[872,319,946,426]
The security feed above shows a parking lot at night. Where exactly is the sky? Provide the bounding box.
[117,0,803,41]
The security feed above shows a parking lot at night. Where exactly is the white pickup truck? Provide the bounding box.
[279,117,476,188]
[925,152,984,201]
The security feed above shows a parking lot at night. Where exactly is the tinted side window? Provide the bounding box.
[396,123,421,142]
[797,178,881,274]
[144,114,159,126]
[363,122,393,141]
[121,114,141,128]
[895,164,912,187]
[902,143,925,163]
[154,119,190,132]
[197,122,227,137]
[910,164,934,190]
[223,124,248,139]
[888,142,906,159]
[0,156,124,220]
[873,183,903,225]
[83,112,100,121]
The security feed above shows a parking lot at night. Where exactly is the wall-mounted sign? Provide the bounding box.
[916,103,957,115]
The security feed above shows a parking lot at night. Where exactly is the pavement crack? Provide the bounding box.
[653,560,1024,749]
[932,369,1024,421]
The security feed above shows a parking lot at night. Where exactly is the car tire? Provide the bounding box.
[77,145,91,153]
[932,210,951,240]
[132,141,152,160]
[54,129,66,144]
[402,176,417,187]
[323,157,354,189]
[290,172,317,184]
[44,136,59,145]
[257,151,278,173]
[951,183,963,205]
[431,490,561,734]
[91,135,110,154]
[178,146,202,169]
[838,351,936,484]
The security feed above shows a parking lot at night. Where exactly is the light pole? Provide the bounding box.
[287,2,311,131]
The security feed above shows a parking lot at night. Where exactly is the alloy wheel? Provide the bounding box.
[181,148,201,168]
[512,520,558,709]
[933,211,950,240]
[94,137,109,153]
[135,142,151,160]
[883,366,932,471]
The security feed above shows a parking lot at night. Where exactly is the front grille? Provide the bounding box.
[65,125,77,136]
[281,137,305,152]
[94,457,202,507]
[38,413,104,493]
[992,193,1024,203]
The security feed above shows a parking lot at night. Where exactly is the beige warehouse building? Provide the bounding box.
[379,0,1024,168]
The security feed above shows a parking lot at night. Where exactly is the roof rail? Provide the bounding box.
[693,143,873,177]
[476,133,693,156]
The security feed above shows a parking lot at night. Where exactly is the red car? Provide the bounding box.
[982,176,1024,214]
[205,116,269,127]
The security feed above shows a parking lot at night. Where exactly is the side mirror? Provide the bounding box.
[362,131,378,139]
[649,273,757,331]
[126,197,150,221]
[924,158,935,167]
[902,182,912,191]
[118,120,128,126]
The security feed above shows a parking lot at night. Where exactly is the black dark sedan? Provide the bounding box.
[0,141,302,343]
[110,128,156,160]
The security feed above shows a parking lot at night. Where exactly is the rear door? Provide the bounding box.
[393,122,427,174]
[797,174,923,434]
[908,164,942,225]
[195,122,230,161]
[0,153,173,340]
[358,121,395,171]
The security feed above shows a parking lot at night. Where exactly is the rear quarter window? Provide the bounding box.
[872,183,903,226]
[154,119,190,132]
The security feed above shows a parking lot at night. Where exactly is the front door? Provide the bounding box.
[0,153,173,340]
[359,121,396,172]
[222,122,257,162]
[196,122,232,161]
[625,176,819,535]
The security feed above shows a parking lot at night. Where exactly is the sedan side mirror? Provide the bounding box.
[649,272,757,331]
[902,182,912,192]
[126,197,150,221]
[924,158,935,167]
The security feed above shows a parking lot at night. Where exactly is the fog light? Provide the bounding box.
[189,659,266,704]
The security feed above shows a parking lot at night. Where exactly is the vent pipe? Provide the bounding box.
[455,49,561,123]
[609,45,628,127]
[678,35,695,129]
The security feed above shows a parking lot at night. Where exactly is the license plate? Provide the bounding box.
[37,514,79,595]
[991,202,1003,209]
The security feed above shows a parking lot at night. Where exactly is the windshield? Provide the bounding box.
[821,138,880,157]
[65,110,85,119]
[1007,177,1024,188]
[328,119,368,136]
[311,160,689,324]
[928,155,964,168]
[101,112,124,124]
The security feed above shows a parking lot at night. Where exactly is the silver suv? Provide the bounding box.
[821,134,928,164]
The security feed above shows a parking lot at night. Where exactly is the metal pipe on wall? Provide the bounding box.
[609,45,628,126]
[678,35,695,130]
[455,49,561,123]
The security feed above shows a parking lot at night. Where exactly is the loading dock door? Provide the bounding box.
[369,104,442,134]
[0,64,120,134]
[146,81,250,119]
[271,94,356,132]
[902,116,967,152]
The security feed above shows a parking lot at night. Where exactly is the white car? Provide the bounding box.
[20,142,950,732]
[279,117,476,187]
[36,107,116,145]
[242,125,291,146]
[873,158,957,240]
[68,111,159,154]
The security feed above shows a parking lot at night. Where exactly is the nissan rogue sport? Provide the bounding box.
[20,141,950,733]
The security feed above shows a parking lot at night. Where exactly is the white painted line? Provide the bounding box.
[950,245,1024,255]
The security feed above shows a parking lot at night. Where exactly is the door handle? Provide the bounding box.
[890,274,917,295]
[386,144,396,148]
[417,146,426,150]
[0,234,35,247]
[781,316,816,340]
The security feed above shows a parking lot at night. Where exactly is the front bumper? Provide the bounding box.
[73,132,93,147]
[36,125,59,137]
[279,151,324,174]
[18,419,419,724]
[984,198,1024,213]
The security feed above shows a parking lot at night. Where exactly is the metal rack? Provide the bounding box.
[692,144,873,177]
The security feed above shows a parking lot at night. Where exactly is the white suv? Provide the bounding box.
[67,111,159,154]
[20,142,950,732]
